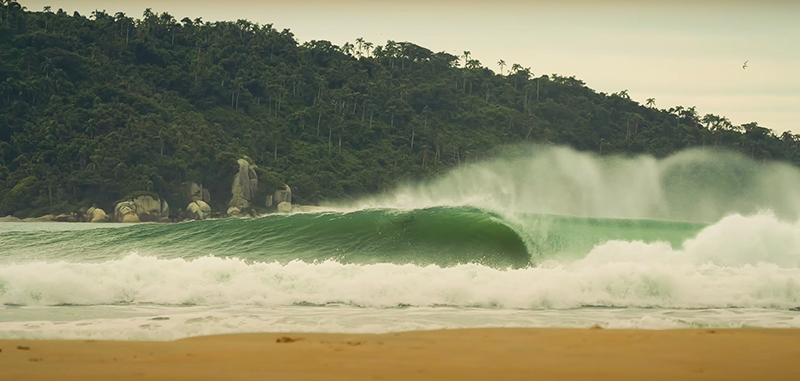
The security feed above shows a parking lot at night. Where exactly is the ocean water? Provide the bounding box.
[2,146,800,340]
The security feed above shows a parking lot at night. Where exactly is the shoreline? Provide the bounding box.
[2,328,799,380]
[0,205,327,224]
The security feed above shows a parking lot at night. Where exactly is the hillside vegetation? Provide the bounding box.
[1,3,798,218]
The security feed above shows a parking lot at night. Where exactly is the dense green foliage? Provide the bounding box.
[1,3,799,218]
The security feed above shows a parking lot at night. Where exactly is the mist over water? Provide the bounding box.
[350,146,800,223]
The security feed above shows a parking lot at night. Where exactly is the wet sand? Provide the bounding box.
[1,328,799,380]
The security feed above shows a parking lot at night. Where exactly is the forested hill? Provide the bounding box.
[1,4,799,218]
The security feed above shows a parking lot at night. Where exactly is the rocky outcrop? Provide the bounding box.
[185,201,211,220]
[276,202,292,213]
[114,195,170,222]
[0,215,22,222]
[187,182,211,203]
[274,184,291,205]
[229,159,258,209]
[227,207,242,217]
[23,214,55,222]
[84,207,109,223]
[271,184,293,213]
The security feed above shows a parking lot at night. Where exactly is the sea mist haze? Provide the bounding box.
[2,147,800,340]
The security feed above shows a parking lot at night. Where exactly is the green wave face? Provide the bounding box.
[263,207,531,268]
[518,214,705,262]
[0,207,705,269]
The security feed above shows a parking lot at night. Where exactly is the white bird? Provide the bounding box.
[743,60,749,70]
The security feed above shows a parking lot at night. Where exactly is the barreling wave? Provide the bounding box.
[1,213,799,309]
[0,205,709,268]
[0,207,532,268]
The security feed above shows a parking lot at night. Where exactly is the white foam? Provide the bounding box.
[1,306,797,341]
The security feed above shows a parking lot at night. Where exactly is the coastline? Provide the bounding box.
[2,328,799,380]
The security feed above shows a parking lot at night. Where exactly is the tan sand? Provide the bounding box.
[1,328,799,380]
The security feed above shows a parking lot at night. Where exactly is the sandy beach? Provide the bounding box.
[1,328,799,380]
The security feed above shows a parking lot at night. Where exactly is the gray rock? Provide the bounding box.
[227,206,241,217]
[114,195,170,222]
[277,202,292,213]
[274,184,292,205]
[84,207,109,223]
[229,159,258,210]
[186,201,212,220]
[23,214,56,222]
[160,199,169,219]
[115,202,139,222]
[188,182,211,203]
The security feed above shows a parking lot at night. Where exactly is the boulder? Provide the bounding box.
[160,199,170,221]
[84,207,109,223]
[114,195,170,222]
[185,201,212,220]
[115,202,139,222]
[229,159,258,210]
[227,206,241,217]
[274,184,292,205]
[277,202,292,214]
[187,182,211,203]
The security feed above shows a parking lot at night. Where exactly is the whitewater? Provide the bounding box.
[2,146,800,340]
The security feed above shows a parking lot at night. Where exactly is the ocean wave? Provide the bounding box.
[1,213,799,309]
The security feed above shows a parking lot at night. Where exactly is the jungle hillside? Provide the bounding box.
[1,3,799,218]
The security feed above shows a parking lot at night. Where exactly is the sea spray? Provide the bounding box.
[347,146,800,222]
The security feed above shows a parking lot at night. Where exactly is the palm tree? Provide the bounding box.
[2,0,11,27]
[630,113,644,135]
[42,5,53,33]
[364,41,373,57]
[355,37,364,54]
[341,42,354,56]
[463,51,470,67]
[668,105,684,117]
[466,59,482,69]
[702,113,720,131]
[781,131,795,144]
[386,40,398,67]
[645,98,655,108]
[679,106,700,127]
[497,59,506,75]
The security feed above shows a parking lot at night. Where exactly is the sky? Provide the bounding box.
[21,0,800,134]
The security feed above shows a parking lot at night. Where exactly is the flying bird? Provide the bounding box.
[743,60,748,70]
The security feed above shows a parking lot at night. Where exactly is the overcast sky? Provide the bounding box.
[22,0,800,134]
